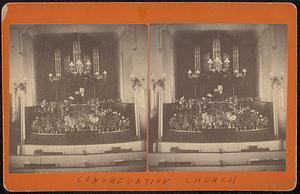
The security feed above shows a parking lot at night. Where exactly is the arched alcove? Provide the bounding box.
[174,30,258,99]
[34,32,119,102]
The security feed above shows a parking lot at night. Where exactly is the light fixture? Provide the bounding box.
[207,32,231,73]
[68,32,93,76]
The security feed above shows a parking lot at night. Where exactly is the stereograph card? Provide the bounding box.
[1,2,297,192]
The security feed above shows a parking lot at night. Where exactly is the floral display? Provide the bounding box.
[31,99,130,134]
[130,74,145,90]
[169,96,268,131]
[269,72,284,89]
[151,74,167,90]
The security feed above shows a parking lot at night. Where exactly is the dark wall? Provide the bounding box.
[237,32,258,97]
[34,33,119,102]
[174,30,258,99]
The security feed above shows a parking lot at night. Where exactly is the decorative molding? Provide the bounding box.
[18,30,24,54]
[18,25,33,54]
[259,48,264,101]
[120,51,125,101]
[269,72,285,138]
[158,24,168,52]
[272,25,277,49]
[132,25,138,51]
[255,24,271,37]
[120,25,138,51]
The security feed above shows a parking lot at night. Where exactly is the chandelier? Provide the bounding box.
[207,32,230,73]
[49,32,108,83]
[69,33,92,75]
[68,33,92,76]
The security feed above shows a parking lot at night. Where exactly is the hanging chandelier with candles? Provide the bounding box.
[187,31,247,79]
[49,32,108,82]
[232,45,247,78]
[207,32,231,73]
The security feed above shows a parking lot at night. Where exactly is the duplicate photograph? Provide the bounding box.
[148,24,287,172]
[9,24,148,173]
[8,23,288,173]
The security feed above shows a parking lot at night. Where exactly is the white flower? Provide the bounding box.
[231,115,237,121]
[79,87,85,93]
[226,112,231,118]
[41,100,47,107]
[93,117,99,123]
[88,114,94,120]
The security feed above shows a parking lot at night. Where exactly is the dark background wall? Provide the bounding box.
[34,33,119,102]
[174,30,258,99]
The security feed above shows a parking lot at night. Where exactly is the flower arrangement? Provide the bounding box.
[269,72,284,89]
[31,99,130,134]
[13,79,27,94]
[169,96,268,131]
[130,73,145,91]
[151,73,167,90]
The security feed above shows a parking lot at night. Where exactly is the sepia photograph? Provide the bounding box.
[9,24,148,173]
[148,24,287,172]
[7,23,289,173]
[3,3,297,192]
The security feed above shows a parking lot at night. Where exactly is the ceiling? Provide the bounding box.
[10,24,132,37]
[165,24,272,36]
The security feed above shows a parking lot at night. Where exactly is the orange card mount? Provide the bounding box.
[2,2,297,192]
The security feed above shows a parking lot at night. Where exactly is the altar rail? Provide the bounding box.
[163,101,274,143]
[164,128,274,143]
[25,103,136,144]
[26,131,136,145]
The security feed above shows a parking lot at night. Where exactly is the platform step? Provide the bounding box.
[18,140,145,155]
[149,164,285,172]
[10,151,146,169]
[10,165,146,173]
[148,150,285,167]
[155,140,284,153]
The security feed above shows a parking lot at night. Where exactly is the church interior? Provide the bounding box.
[8,24,287,173]
[148,24,287,171]
[9,24,148,172]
